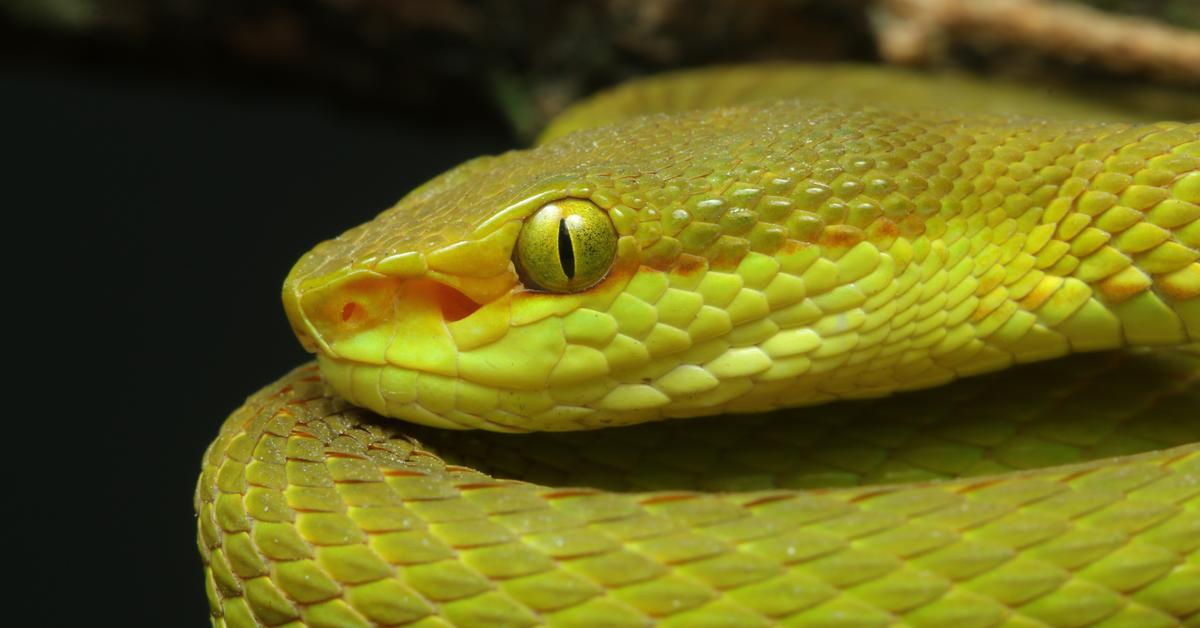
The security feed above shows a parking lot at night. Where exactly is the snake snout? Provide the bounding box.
[284,271,488,364]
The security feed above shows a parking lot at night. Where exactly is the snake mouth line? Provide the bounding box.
[288,274,490,358]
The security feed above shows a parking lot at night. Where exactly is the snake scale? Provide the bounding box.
[196,66,1200,626]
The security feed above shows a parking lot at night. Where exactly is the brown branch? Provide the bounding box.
[874,0,1200,83]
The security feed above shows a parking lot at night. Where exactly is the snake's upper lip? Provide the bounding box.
[283,265,485,360]
[283,220,527,356]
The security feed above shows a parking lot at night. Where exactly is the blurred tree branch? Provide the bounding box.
[874,0,1200,82]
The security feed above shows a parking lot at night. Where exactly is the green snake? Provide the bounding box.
[196,65,1200,626]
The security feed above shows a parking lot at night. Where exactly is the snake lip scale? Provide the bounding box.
[199,65,1200,627]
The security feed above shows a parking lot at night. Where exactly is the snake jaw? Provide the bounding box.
[279,233,650,431]
[285,272,516,363]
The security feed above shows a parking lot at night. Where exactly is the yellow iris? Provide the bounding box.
[514,198,618,292]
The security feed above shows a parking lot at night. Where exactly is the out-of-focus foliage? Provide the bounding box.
[5,0,98,29]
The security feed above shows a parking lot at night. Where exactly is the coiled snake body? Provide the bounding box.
[197,66,1200,626]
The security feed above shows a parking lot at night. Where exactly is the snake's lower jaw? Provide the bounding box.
[314,356,481,430]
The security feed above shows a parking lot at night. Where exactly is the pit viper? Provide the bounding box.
[196,65,1200,627]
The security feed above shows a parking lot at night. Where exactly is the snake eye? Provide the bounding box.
[514,198,617,292]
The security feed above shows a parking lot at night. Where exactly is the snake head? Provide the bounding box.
[280,106,839,433]
[282,139,669,431]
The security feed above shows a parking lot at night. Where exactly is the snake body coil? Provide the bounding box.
[197,66,1200,626]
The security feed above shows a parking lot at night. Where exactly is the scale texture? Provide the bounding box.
[198,66,1200,626]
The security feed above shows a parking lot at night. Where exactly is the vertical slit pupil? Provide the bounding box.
[558,218,575,280]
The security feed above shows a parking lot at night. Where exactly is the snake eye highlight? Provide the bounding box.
[515,199,617,292]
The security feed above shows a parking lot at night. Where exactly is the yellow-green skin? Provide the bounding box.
[198,66,1200,626]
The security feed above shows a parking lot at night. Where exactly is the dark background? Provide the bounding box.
[5,39,509,626]
[5,1,1196,624]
